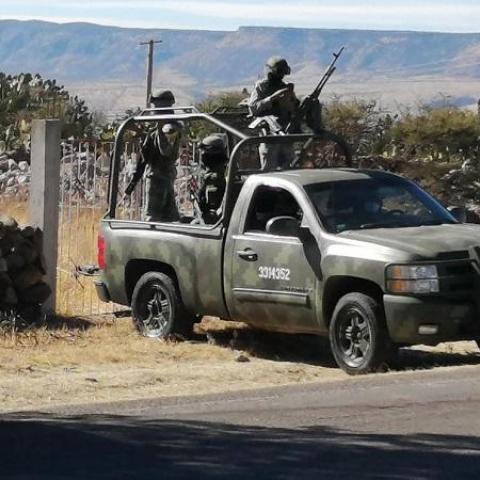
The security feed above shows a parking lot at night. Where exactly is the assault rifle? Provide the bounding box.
[188,174,205,225]
[124,154,145,196]
[248,115,285,135]
[286,46,344,133]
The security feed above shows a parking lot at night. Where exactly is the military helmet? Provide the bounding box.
[149,89,175,104]
[199,134,226,154]
[266,56,291,76]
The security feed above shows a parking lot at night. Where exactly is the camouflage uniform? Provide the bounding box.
[249,56,299,169]
[141,124,181,222]
[198,134,228,224]
[130,90,182,222]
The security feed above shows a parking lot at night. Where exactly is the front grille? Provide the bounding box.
[443,263,475,276]
[437,260,477,297]
[436,250,470,261]
[447,281,475,293]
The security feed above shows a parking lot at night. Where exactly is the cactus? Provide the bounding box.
[0,72,95,155]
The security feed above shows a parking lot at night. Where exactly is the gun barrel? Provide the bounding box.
[334,46,345,59]
[313,66,336,97]
[311,47,344,99]
[285,46,344,133]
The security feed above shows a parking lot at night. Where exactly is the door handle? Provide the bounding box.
[237,249,258,261]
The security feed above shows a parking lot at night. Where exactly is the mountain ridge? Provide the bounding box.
[1,19,479,114]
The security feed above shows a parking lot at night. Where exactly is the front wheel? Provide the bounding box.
[329,292,389,375]
[131,272,193,338]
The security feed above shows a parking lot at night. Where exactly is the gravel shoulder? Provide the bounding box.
[1,316,479,413]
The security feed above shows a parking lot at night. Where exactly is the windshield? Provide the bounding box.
[305,174,457,233]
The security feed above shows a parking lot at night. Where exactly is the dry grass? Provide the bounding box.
[0,197,28,224]
[0,317,228,369]
[2,199,480,413]
[0,316,346,412]
[1,198,110,316]
[56,206,110,315]
[1,315,480,413]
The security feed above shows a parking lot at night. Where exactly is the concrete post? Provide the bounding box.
[29,120,61,313]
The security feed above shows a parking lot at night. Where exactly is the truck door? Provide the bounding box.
[227,184,320,333]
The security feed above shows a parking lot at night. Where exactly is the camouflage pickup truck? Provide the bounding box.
[96,107,480,374]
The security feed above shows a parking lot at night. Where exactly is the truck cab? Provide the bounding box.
[96,107,480,375]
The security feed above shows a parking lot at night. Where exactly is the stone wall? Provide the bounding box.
[0,155,30,198]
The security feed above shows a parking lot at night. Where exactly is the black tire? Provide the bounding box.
[131,272,193,338]
[329,292,389,375]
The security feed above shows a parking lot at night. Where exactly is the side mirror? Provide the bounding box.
[448,206,467,223]
[266,216,300,237]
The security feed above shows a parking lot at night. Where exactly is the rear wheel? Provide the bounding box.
[329,292,389,375]
[131,272,193,338]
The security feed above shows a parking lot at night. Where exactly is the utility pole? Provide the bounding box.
[140,39,162,107]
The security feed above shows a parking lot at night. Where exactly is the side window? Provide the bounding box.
[244,186,303,234]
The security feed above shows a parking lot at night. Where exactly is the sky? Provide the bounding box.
[0,0,479,33]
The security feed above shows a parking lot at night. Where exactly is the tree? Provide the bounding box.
[391,107,480,160]
[195,91,247,113]
[323,98,391,156]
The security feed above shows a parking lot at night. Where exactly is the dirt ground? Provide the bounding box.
[1,316,479,413]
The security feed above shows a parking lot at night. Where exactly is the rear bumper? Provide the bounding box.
[383,294,478,345]
[95,281,111,303]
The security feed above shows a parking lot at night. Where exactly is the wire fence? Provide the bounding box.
[56,136,208,316]
[57,139,140,316]
[56,129,211,316]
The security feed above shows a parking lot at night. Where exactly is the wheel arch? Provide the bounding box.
[322,276,384,327]
[125,259,181,304]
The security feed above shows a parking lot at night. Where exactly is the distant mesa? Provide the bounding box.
[1,19,479,113]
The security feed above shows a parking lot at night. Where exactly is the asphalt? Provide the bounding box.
[2,365,480,479]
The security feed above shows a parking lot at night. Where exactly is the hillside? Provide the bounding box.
[1,20,479,115]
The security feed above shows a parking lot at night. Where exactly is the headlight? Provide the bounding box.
[386,264,439,294]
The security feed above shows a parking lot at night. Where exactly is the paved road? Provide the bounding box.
[2,365,480,479]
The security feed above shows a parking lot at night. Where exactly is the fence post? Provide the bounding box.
[29,119,61,314]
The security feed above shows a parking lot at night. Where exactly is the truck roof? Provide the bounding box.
[258,168,399,186]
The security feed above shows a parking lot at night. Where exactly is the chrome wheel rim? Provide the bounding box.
[138,283,171,337]
[336,307,372,368]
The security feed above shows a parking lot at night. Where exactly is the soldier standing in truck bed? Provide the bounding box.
[126,89,182,222]
[248,56,299,169]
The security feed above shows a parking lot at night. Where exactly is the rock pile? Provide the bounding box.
[0,215,51,322]
[0,155,30,197]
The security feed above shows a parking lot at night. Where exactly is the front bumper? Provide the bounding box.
[383,294,478,345]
